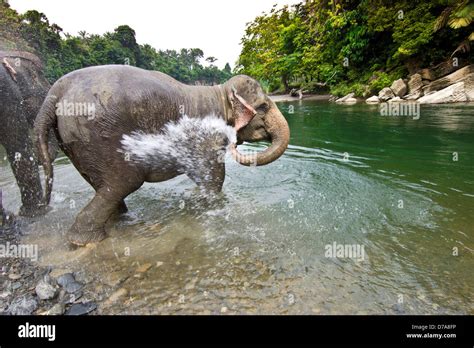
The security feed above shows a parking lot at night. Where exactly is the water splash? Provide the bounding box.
[120,115,236,171]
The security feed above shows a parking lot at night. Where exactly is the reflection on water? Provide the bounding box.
[0,101,473,314]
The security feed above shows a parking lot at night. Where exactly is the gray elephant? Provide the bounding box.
[34,65,290,246]
[0,50,51,217]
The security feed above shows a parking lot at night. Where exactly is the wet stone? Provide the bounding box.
[66,302,97,315]
[65,281,83,294]
[47,303,65,315]
[56,273,75,287]
[35,277,58,300]
[8,295,38,315]
[60,291,83,305]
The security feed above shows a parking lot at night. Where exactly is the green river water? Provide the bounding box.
[1,100,473,314]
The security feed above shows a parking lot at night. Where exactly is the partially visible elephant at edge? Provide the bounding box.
[0,50,52,217]
[34,65,290,246]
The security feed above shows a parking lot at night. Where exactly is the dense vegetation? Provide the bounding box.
[0,0,232,84]
[237,0,474,95]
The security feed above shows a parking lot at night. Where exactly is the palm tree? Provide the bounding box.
[434,0,474,56]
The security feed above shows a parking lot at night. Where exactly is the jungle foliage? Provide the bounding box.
[0,0,232,84]
[237,0,474,95]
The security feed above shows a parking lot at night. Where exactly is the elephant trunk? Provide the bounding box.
[231,101,290,166]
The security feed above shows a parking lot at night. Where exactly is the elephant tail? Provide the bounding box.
[34,93,58,206]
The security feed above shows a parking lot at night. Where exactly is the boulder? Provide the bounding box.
[418,82,467,104]
[390,79,407,97]
[418,59,468,81]
[423,65,474,94]
[464,73,474,101]
[365,95,380,104]
[404,73,423,99]
[335,93,357,104]
[378,87,395,101]
[388,96,403,103]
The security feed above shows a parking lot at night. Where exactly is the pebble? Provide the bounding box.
[8,295,38,315]
[220,306,228,313]
[8,273,21,280]
[65,281,83,294]
[61,291,83,304]
[103,288,129,307]
[35,277,58,300]
[66,302,97,315]
[11,282,21,290]
[57,273,75,287]
[46,303,65,315]
[135,263,152,273]
[0,291,11,299]
[156,261,164,267]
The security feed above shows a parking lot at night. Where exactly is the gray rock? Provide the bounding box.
[56,273,75,287]
[464,73,474,101]
[390,79,407,97]
[418,82,467,104]
[378,87,395,101]
[418,59,468,81]
[46,303,65,315]
[335,93,357,104]
[8,295,38,315]
[35,277,58,300]
[65,281,83,294]
[60,290,83,304]
[388,96,403,103]
[405,73,424,99]
[365,95,380,104]
[66,302,97,315]
[423,65,474,94]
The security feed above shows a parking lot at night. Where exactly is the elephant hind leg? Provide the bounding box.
[67,183,141,246]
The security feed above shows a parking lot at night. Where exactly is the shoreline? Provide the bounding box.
[269,94,332,102]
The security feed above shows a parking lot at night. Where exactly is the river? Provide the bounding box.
[1,100,473,314]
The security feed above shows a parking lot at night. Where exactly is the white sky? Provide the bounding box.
[9,0,300,69]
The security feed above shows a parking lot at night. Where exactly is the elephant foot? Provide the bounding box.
[19,204,50,218]
[67,224,107,246]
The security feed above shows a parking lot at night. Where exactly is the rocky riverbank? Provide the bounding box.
[335,62,474,105]
[0,222,100,315]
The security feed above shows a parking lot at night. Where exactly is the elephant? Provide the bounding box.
[0,50,51,217]
[34,65,290,246]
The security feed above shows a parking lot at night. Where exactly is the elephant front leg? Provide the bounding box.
[67,191,121,246]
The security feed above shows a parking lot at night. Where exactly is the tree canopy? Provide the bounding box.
[0,0,233,84]
[236,0,474,95]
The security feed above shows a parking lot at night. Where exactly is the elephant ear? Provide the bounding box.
[229,86,257,132]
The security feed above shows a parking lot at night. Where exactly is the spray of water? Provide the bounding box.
[119,115,237,172]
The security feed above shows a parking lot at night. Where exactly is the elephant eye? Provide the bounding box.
[256,103,269,113]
